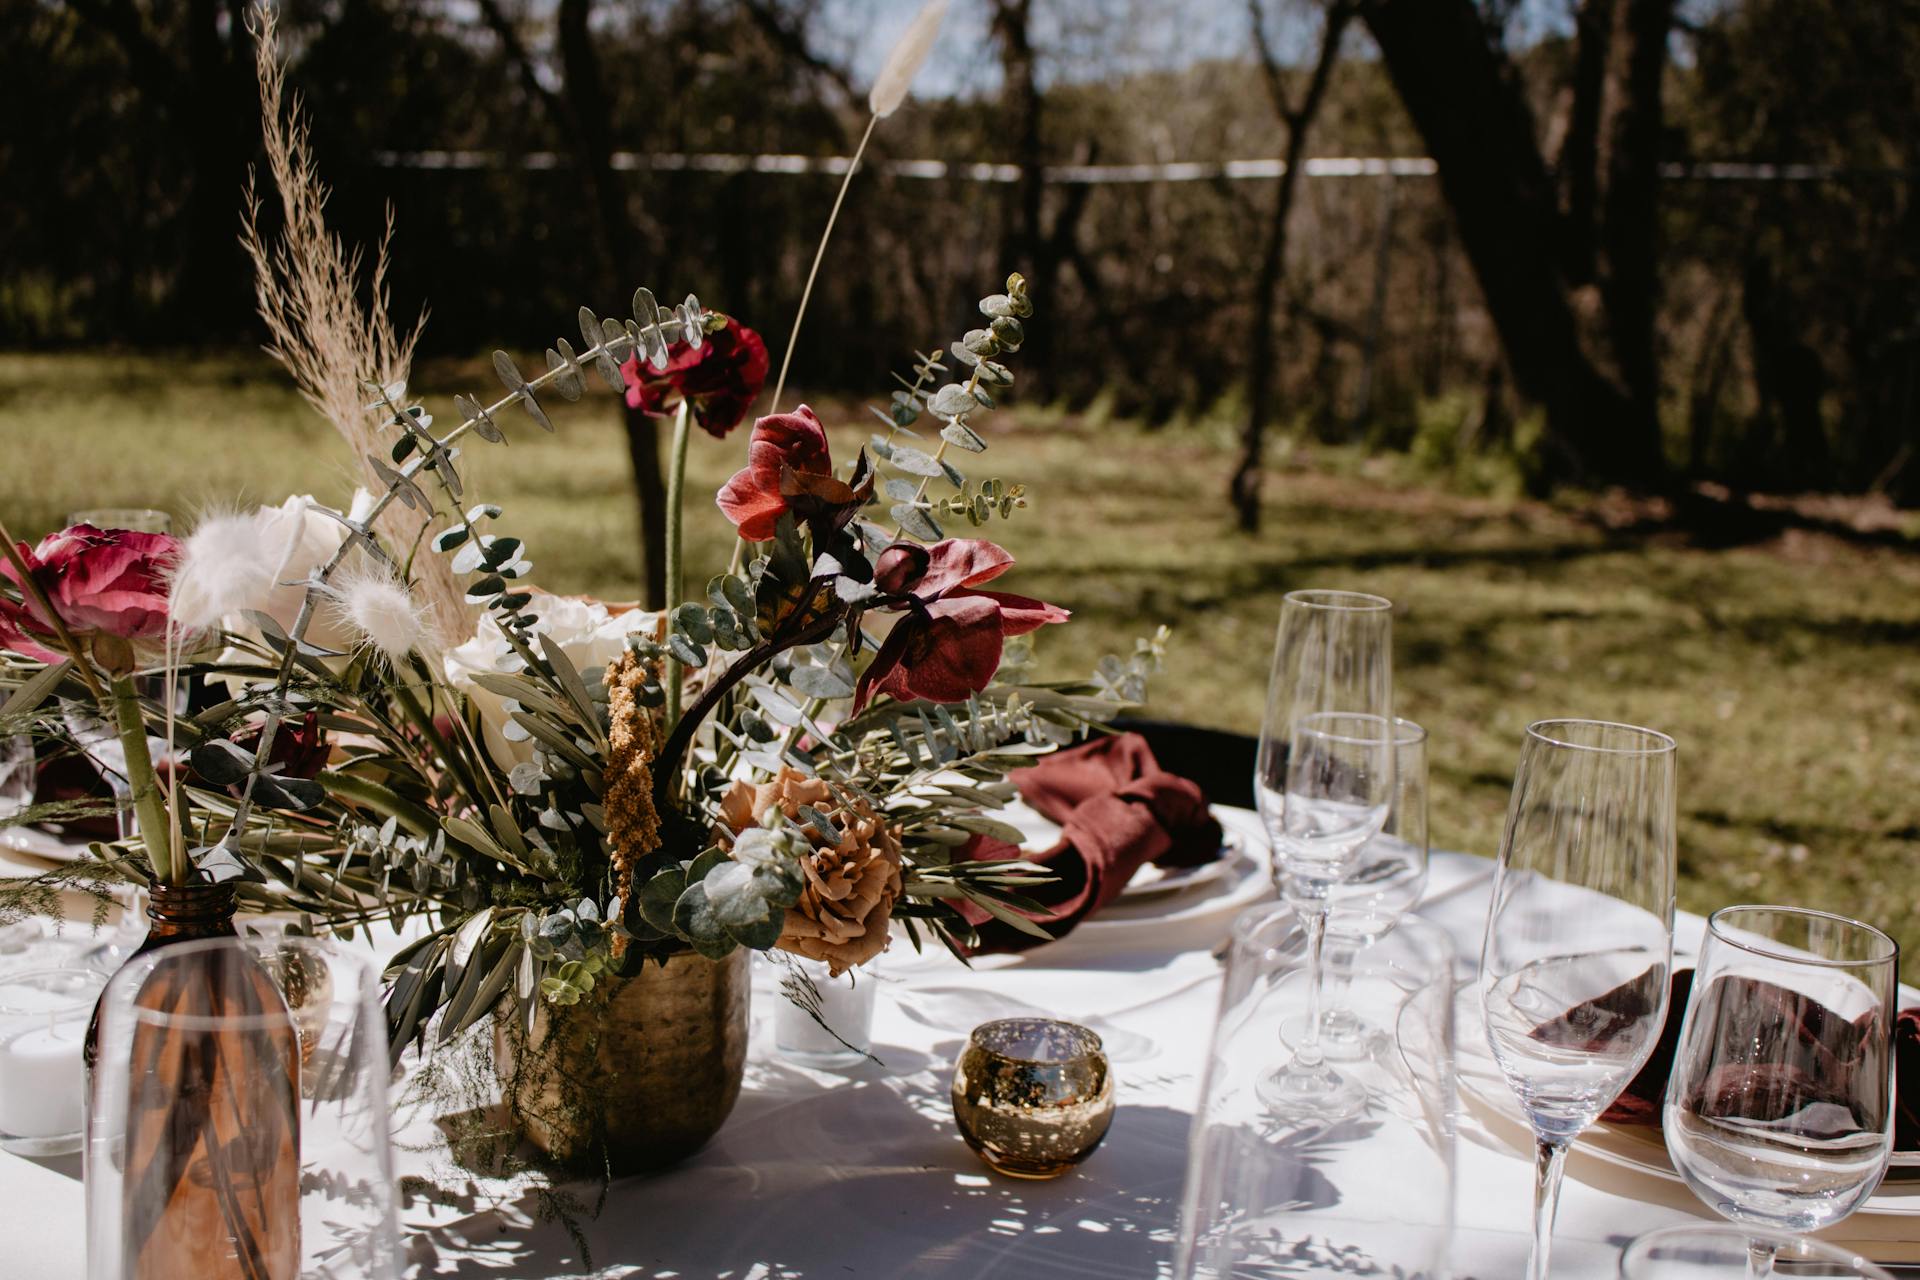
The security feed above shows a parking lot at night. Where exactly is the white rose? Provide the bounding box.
[443,594,660,770]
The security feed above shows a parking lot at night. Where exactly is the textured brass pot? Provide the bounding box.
[495,948,749,1174]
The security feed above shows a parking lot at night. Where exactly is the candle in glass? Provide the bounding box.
[0,968,105,1154]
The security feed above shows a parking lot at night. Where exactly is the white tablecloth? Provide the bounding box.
[3,808,1914,1278]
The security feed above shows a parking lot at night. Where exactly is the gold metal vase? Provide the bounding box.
[495,948,749,1174]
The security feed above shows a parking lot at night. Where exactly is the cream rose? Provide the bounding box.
[443,593,659,770]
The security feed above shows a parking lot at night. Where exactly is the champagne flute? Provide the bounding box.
[1311,716,1429,1060]
[1663,906,1898,1278]
[1254,589,1395,1117]
[1480,719,1677,1280]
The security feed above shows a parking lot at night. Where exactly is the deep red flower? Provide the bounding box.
[0,524,178,664]
[716,405,873,541]
[619,316,768,438]
[853,538,1068,711]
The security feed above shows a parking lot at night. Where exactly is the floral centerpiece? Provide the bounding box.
[0,2,1166,1180]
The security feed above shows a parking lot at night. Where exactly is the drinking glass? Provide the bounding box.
[1174,903,1457,1279]
[774,955,879,1069]
[1308,716,1430,1060]
[87,936,403,1279]
[1620,1225,1892,1278]
[66,508,173,534]
[0,733,33,822]
[1480,718,1678,1280]
[1663,906,1898,1277]
[1255,588,1396,1116]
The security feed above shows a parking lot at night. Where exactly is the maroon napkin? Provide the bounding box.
[1542,968,1919,1151]
[956,733,1223,954]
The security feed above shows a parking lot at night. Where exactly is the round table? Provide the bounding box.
[2,806,1913,1278]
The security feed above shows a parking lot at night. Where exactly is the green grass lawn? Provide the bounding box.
[5,351,1918,954]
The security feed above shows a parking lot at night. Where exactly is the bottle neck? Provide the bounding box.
[145,882,238,939]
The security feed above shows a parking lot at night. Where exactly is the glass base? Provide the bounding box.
[776,1044,869,1070]
[1255,1057,1367,1121]
[1,1130,80,1157]
[1279,1010,1383,1063]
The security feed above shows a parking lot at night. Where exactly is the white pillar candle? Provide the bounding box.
[0,1019,86,1137]
[0,969,103,1145]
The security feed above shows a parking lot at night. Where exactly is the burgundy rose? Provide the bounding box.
[0,524,178,664]
[619,316,768,438]
[853,538,1068,711]
[716,405,873,542]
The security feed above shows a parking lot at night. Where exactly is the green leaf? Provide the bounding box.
[978,294,1017,319]
[667,634,708,668]
[673,603,714,645]
[189,738,255,785]
[433,526,469,553]
[671,883,738,960]
[790,662,855,700]
[883,478,920,502]
[940,421,986,453]
[928,384,974,419]
[1,659,73,718]
[889,444,944,477]
[637,866,689,933]
[989,316,1025,350]
[892,504,943,541]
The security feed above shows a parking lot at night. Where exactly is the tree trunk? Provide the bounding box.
[990,0,1056,390]
[1361,0,1664,487]
[1230,1,1353,533]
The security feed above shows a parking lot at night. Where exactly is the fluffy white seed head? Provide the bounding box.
[168,508,282,633]
[326,564,430,665]
[868,0,949,119]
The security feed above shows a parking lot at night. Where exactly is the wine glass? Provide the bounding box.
[1620,1224,1893,1278]
[1663,906,1898,1277]
[1295,716,1429,1061]
[1480,718,1678,1280]
[1254,589,1396,1117]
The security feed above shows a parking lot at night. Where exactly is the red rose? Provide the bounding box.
[0,524,178,664]
[853,538,1068,711]
[619,316,768,438]
[717,405,873,542]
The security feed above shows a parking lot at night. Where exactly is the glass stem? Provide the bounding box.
[1296,903,1329,1069]
[1746,1239,1778,1279]
[1527,1138,1569,1280]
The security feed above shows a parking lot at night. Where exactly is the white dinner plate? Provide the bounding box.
[0,824,91,866]
[1121,844,1238,899]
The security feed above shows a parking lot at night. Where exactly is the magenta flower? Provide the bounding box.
[0,524,178,664]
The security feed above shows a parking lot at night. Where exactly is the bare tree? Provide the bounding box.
[477,0,672,605]
[1228,0,1356,533]
[1360,0,1674,487]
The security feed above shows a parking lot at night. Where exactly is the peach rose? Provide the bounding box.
[717,769,903,976]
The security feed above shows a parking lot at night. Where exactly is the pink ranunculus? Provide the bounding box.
[853,538,1068,711]
[619,316,769,439]
[717,405,872,542]
[0,524,178,664]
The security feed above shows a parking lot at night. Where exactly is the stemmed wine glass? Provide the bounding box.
[1287,716,1429,1060]
[1663,906,1898,1278]
[1480,719,1678,1280]
[1254,589,1396,1117]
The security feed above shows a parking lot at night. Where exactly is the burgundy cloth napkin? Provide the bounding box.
[1541,967,1919,1151]
[956,733,1223,954]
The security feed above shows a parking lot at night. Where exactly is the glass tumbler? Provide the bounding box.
[1173,903,1457,1280]
[86,936,402,1280]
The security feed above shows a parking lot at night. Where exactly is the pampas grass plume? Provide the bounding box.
[869,0,949,118]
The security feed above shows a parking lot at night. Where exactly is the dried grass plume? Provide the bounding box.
[241,3,470,643]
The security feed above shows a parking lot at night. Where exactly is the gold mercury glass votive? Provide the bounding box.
[951,1017,1115,1179]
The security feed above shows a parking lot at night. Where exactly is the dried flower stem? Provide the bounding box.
[770,114,880,415]
[663,399,694,733]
